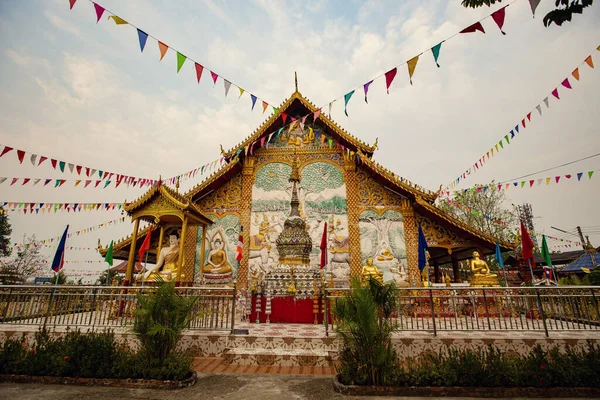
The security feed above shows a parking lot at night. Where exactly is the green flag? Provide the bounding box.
[541,235,552,268]
[104,240,114,266]
[176,52,187,73]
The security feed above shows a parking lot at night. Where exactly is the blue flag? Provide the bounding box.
[417,225,429,272]
[51,225,69,273]
[495,242,504,269]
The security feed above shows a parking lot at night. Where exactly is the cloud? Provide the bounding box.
[45,10,80,36]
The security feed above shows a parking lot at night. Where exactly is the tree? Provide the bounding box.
[98,269,122,285]
[461,0,594,27]
[0,235,47,284]
[50,271,67,285]
[438,182,518,244]
[0,208,12,257]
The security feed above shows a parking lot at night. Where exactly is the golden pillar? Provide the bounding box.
[400,198,420,286]
[237,156,255,290]
[199,225,207,283]
[176,216,188,285]
[157,225,165,257]
[183,225,198,286]
[125,218,140,285]
[343,155,362,278]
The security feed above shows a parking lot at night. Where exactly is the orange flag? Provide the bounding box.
[585,55,594,68]
[158,41,169,61]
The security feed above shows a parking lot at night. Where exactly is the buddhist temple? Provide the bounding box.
[99,88,514,297]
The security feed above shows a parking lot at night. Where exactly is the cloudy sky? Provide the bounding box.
[0,0,598,280]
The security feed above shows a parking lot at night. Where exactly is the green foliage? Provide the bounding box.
[50,271,67,285]
[334,277,398,386]
[98,269,122,285]
[0,208,11,257]
[588,270,600,286]
[300,162,345,193]
[0,235,46,284]
[338,342,600,387]
[133,282,198,364]
[437,183,518,244]
[0,328,192,381]
[461,0,595,27]
[255,162,292,191]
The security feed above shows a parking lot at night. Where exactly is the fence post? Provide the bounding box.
[2,288,13,322]
[591,288,600,324]
[482,289,491,330]
[230,284,237,334]
[43,288,57,329]
[428,288,437,336]
[88,288,97,327]
[535,290,549,337]
[324,289,329,337]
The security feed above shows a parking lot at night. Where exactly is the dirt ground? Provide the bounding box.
[0,373,577,400]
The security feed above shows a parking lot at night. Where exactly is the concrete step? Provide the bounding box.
[223,347,332,367]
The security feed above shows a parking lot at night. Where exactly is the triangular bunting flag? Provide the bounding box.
[572,68,580,81]
[30,154,37,166]
[68,163,74,173]
[194,63,204,83]
[314,108,321,121]
[491,6,507,35]
[38,155,47,166]
[59,161,66,172]
[555,176,560,183]
[536,105,542,116]
[577,172,583,181]
[223,79,231,97]
[561,78,572,89]
[158,41,169,61]
[431,42,442,67]
[460,22,485,34]
[385,68,397,93]
[250,94,257,110]
[17,150,25,164]
[589,171,594,179]
[108,15,127,25]
[176,52,186,72]
[210,71,218,85]
[407,55,419,84]
[528,0,541,16]
[551,88,559,99]
[69,0,77,9]
[585,55,594,68]
[93,3,105,23]
[344,90,355,117]
[262,101,268,113]
[363,80,373,103]
[529,180,534,187]
[546,177,551,185]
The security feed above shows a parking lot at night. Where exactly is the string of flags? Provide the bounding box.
[1,202,123,214]
[11,243,98,252]
[452,169,598,195]
[67,0,274,115]
[443,47,598,194]
[320,1,523,118]
[441,198,582,249]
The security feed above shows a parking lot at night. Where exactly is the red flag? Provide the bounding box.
[460,21,485,34]
[320,222,328,269]
[138,226,153,263]
[520,220,536,269]
[236,230,243,262]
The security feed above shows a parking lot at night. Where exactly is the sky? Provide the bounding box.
[0,0,598,282]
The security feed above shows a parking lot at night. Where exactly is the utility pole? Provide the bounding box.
[576,226,586,251]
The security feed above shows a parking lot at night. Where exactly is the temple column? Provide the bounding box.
[237,156,255,290]
[433,259,441,283]
[157,225,165,257]
[343,156,362,278]
[176,216,188,286]
[125,218,140,285]
[182,225,197,286]
[400,198,420,286]
[451,252,461,283]
[198,224,207,283]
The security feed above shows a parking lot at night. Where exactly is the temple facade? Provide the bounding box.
[101,90,513,290]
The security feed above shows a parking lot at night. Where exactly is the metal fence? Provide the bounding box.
[324,286,600,337]
[0,285,236,332]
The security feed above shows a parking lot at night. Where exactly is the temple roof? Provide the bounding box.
[561,252,600,273]
[414,196,515,252]
[221,90,377,159]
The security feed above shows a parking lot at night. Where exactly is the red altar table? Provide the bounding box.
[249,295,324,324]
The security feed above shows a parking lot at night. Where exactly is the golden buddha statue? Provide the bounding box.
[421,268,431,287]
[138,232,183,282]
[469,251,499,287]
[444,273,452,287]
[361,257,383,284]
[203,232,232,274]
[377,248,394,261]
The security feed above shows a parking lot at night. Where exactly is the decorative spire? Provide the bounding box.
[289,156,301,217]
[294,71,298,92]
[175,176,180,192]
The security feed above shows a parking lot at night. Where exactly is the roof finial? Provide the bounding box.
[294,71,298,92]
[175,176,180,193]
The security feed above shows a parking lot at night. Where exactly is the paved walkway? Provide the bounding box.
[0,375,561,400]
[193,357,337,375]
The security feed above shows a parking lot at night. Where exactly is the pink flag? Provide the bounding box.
[10,178,18,186]
[551,88,560,99]
[561,78,572,89]
[93,3,105,23]
[460,22,485,34]
[313,109,321,121]
[210,71,218,85]
[385,68,397,94]
[491,6,507,35]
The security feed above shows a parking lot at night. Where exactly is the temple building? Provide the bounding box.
[100,88,513,293]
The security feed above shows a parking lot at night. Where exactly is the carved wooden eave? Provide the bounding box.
[221,91,377,160]
[413,196,514,260]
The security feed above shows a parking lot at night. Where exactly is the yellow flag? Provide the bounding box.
[75,180,81,187]
[238,87,245,99]
[582,267,591,273]
[494,144,499,153]
[545,177,551,185]
[108,15,128,25]
[407,55,419,84]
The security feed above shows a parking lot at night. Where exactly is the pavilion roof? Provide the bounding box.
[561,252,600,273]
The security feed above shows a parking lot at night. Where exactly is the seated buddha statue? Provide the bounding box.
[361,258,383,284]
[377,248,394,261]
[138,232,183,282]
[469,251,499,287]
[203,232,233,277]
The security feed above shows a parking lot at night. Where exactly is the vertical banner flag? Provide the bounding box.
[520,220,536,269]
[104,240,114,267]
[495,242,504,269]
[236,227,244,262]
[51,225,69,272]
[138,227,153,263]
[320,222,328,269]
[418,225,429,272]
[541,234,554,280]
